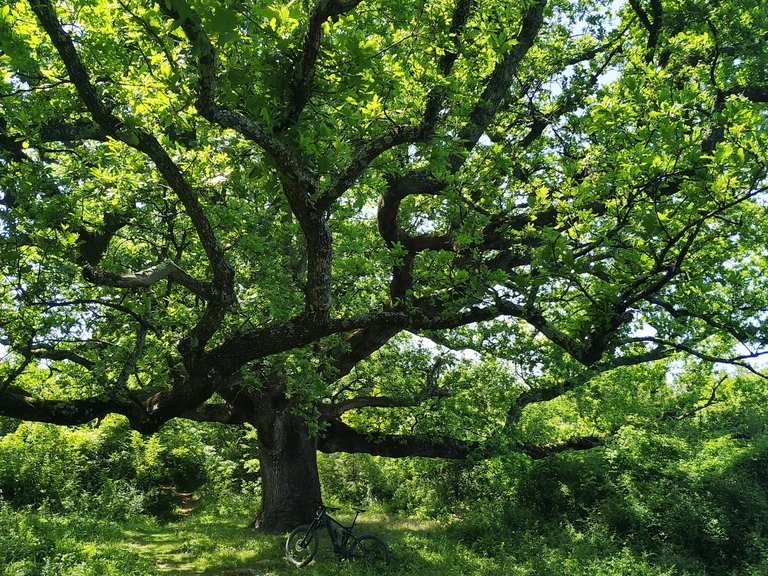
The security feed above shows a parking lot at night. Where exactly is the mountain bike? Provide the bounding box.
[285,504,389,567]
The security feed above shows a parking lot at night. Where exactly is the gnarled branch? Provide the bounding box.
[83,259,211,300]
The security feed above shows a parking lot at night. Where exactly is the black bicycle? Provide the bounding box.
[285,504,389,567]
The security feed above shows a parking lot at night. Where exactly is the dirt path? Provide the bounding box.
[128,489,201,574]
[177,491,194,518]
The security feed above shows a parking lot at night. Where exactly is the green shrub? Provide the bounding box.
[163,446,208,491]
[0,499,54,571]
[0,423,84,510]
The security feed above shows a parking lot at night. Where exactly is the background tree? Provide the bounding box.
[1,0,767,532]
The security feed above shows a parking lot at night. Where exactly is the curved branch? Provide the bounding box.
[0,387,144,427]
[83,259,211,300]
[318,418,606,460]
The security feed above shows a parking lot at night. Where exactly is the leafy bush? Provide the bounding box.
[0,423,84,510]
[0,499,54,572]
[0,416,234,520]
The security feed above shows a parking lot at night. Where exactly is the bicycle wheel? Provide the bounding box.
[351,534,390,565]
[285,524,319,567]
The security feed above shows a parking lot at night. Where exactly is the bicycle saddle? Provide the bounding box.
[352,507,367,512]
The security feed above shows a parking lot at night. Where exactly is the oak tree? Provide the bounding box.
[1,0,767,531]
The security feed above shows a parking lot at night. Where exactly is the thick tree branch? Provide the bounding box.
[628,0,662,61]
[0,387,144,427]
[505,379,577,429]
[452,0,547,168]
[318,418,606,460]
[519,435,605,459]
[28,345,95,369]
[724,85,768,103]
[180,402,248,424]
[318,418,476,459]
[208,305,500,374]
[323,327,401,382]
[76,210,132,267]
[82,259,211,300]
[277,0,364,131]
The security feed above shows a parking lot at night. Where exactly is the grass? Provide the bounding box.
[104,511,458,575]
[4,499,757,576]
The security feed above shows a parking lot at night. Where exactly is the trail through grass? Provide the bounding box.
[10,501,726,576]
[115,509,447,576]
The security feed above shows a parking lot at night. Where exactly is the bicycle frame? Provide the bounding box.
[301,506,361,557]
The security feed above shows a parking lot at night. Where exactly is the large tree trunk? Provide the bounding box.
[254,410,322,533]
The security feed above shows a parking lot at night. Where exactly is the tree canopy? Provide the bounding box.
[1,0,767,530]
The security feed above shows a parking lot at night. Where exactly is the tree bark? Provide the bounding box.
[254,410,322,533]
